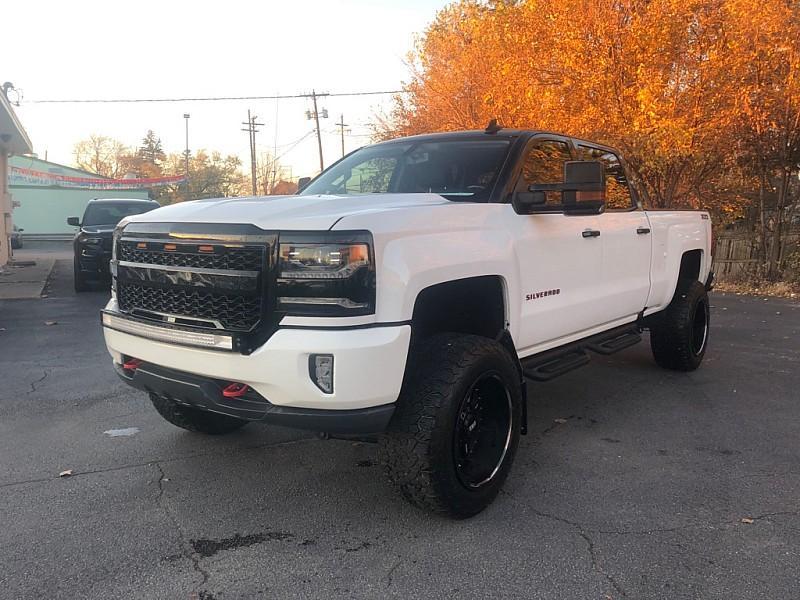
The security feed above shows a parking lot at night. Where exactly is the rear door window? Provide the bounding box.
[577,146,634,210]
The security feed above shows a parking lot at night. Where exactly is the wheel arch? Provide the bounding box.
[410,274,510,343]
[678,249,703,282]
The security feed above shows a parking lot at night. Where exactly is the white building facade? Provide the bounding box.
[1,89,33,266]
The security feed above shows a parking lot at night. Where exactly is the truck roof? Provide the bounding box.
[88,198,159,205]
[371,129,619,154]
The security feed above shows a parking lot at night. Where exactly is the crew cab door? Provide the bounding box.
[576,144,652,323]
[507,137,604,353]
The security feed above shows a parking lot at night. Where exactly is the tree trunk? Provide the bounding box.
[766,169,790,280]
[757,168,769,278]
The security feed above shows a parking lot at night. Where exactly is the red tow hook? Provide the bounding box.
[222,382,249,398]
[122,358,143,372]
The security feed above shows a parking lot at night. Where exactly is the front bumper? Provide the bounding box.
[114,361,396,434]
[103,305,411,413]
[78,249,112,277]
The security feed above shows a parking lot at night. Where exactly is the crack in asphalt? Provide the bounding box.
[27,369,49,394]
[153,462,211,593]
[528,506,800,536]
[0,437,314,490]
[520,505,627,597]
[385,558,403,587]
[579,532,627,599]
[500,493,800,598]
[750,510,800,522]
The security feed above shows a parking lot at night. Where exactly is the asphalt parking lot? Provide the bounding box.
[1,244,799,599]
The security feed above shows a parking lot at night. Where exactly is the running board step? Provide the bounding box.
[586,331,642,355]
[520,324,642,382]
[522,350,590,382]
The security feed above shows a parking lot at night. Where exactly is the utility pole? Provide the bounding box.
[183,113,190,201]
[335,114,349,158]
[241,110,264,195]
[271,96,280,194]
[304,90,329,173]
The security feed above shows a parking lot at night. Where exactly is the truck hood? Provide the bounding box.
[124,193,451,231]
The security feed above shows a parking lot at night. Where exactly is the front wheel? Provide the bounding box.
[649,279,710,371]
[380,334,522,519]
[150,393,249,435]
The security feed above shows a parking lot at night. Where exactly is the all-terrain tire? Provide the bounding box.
[150,393,249,435]
[649,279,710,371]
[73,258,89,293]
[379,333,522,519]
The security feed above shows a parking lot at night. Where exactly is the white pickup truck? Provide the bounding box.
[102,126,713,518]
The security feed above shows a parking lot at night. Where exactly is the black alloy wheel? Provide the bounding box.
[453,373,513,489]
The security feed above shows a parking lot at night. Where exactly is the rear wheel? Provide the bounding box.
[380,334,522,519]
[150,393,249,435]
[649,279,710,371]
[73,258,89,293]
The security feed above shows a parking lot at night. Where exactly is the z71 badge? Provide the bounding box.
[526,288,560,301]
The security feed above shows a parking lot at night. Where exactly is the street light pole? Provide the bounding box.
[183,113,190,201]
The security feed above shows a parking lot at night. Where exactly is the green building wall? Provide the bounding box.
[9,156,149,235]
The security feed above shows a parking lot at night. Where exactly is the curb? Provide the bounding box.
[0,258,57,300]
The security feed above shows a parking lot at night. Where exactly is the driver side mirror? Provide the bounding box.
[297,177,311,192]
[67,217,80,226]
[512,160,606,216]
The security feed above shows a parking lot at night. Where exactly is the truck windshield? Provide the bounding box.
[299,138,511,202]
[83,202,157,226]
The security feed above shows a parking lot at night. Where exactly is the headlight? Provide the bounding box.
[83,237,103,245]
[277,231,375,316]
[112,225,124,261]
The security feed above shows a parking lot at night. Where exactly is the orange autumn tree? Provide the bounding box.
[383,0,774,218]
[720,0,800,277]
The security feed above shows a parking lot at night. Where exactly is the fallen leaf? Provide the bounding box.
[554,418,568,424]
[44,321,57,326]
[741,517,754,524]
[59,469,73,477]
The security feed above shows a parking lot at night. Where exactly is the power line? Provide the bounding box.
[273,130,316,162]
[27,89,406,104]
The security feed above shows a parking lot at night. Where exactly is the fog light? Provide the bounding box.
[309,354,334,394]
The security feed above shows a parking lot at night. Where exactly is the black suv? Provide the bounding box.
[69,198,160,292]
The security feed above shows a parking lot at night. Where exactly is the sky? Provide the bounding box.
[4,0,450,180]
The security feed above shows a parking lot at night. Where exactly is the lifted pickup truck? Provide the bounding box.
[102,126,713,518]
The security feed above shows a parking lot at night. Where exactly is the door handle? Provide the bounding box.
[637,227,651,235]
[582,229,601,238]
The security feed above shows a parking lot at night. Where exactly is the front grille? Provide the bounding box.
[115,236,269,335]
[118,283,261,331]
[119,242,262,271]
